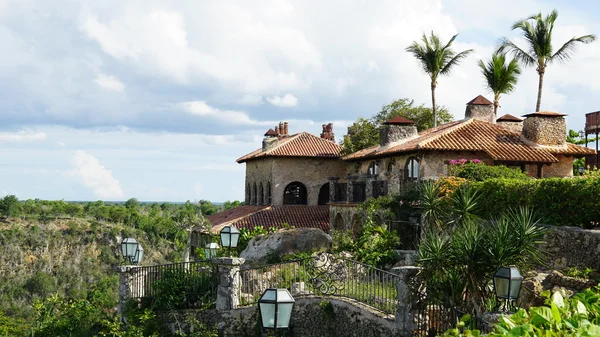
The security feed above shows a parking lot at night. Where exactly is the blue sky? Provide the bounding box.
[1,0,599,202]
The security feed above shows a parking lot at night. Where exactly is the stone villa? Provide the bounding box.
[206,95,594,234]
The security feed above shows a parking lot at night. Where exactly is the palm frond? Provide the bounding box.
[550,34,597,64]
[498,38,536,66]
[440,49,473,75]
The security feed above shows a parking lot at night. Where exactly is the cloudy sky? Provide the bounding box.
[1,0,599,202]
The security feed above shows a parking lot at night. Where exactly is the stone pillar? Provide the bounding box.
[214,257,245,310]
[391,266,421,336]
[347,180,354,202]
[328,177,338,202]
[114,265,145,315]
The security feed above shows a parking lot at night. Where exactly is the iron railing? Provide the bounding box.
[128,261,218,309]
[238,253,400,315]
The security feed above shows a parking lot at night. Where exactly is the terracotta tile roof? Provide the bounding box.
[522,111,567,117]
[466,95,493,105]
[207,205,270,228]
[383,116,416,125]
[237,132,342,163]
[342,119,588,163]
[545,143,596,155]
[208,205,330,233]
[497,114,523,122]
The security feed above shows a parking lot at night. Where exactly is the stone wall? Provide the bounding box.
[522,116,566,146]
[379,124,418,147]
[497,121,523,133]
[271,158,349,206]
[245,158,274,205]
[163,297,401,337]
[465,104,495,124]
[330,204,360,231]
[420,151,492,180]
[542,155,574,178]
[541,225,600,270]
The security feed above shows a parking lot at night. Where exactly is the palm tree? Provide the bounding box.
[478,53,521,117]
[499,10,595,112]
[406,32,473,127]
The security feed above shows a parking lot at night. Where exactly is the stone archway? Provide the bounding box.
[333,213,344,230]
[283,181,308,205]
[318,183,330,205]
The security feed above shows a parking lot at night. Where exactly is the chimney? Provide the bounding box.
[283,121,289,136]
[465,95,495,124]
[274,125,280,135]
[320,123,335,141]
[379,116,418,147]
[262,128,279,151]
[496,114,523,133]
[278,122,285,136]
[521,111,567,146]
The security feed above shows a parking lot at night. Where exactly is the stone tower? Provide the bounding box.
[465,95,495,124]
[521,111,567,146]
[496,114,523,133]
[379,116,418,147]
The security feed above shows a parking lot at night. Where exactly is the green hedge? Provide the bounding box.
[449,162,530,181]
[470,177,600,228]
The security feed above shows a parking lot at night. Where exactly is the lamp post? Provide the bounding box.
[258,288,295,333]
[579,166,585,175]
[493,266,523,312]
[204,242,220,259]
[120,237,144,265]
[220,225,240,256]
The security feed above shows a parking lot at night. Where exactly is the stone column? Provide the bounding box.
[114,265,144,315]
[214,257,245,310]
[391,266,422,336]
[328,177,338,202]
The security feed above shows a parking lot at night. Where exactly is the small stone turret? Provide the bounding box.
[496,114,523,133]
[379,116,418,147]
[521,111,567,146]
[465,95,495,124]
[262,128,279,151]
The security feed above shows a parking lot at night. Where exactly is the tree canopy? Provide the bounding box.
[341,98,453,155]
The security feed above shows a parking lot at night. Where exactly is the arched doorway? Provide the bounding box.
[333,213,344,230]
[318,183,330,205]
[283,182,307,205]
[351,214,361,239]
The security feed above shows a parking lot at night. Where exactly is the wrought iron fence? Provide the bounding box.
[128,261,218,309]
[238,253,400,315]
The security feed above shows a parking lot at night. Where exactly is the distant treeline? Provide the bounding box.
[0,195,242,222]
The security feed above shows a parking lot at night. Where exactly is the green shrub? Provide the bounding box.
[24,272,55,298]
[449,162,530,181]
[470,177,600,228]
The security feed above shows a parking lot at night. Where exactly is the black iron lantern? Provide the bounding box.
[121,237,144,264]
[258,288,295,330]
[579,130,585,139]
[579,166,585,175]
[408,212,421,225]
[493,266,523,310]
[220,225,240,254]
[204,242,220,259]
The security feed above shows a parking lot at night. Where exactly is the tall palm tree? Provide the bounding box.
[406,32,473,127]
[478,53,521,117]
[499,10,595,112]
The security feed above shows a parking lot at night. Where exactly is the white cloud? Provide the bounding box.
[239,94,263,105]
[95,73,125,92]
[0,130,47,142]
[71,150,124,199]
[178,101,272,126]
[267,93,298,107]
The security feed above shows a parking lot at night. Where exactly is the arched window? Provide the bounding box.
[252,183,257,205]
[387,159,395,172]
[259,183,264,205]
[368,161,380,175]
[333,213,344,230]
[405,157,420,181]
[283,182,307,205]
[266,182,272,205]
[318,183,330,205]
[246,183,251,203]
[351,214,361,239]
